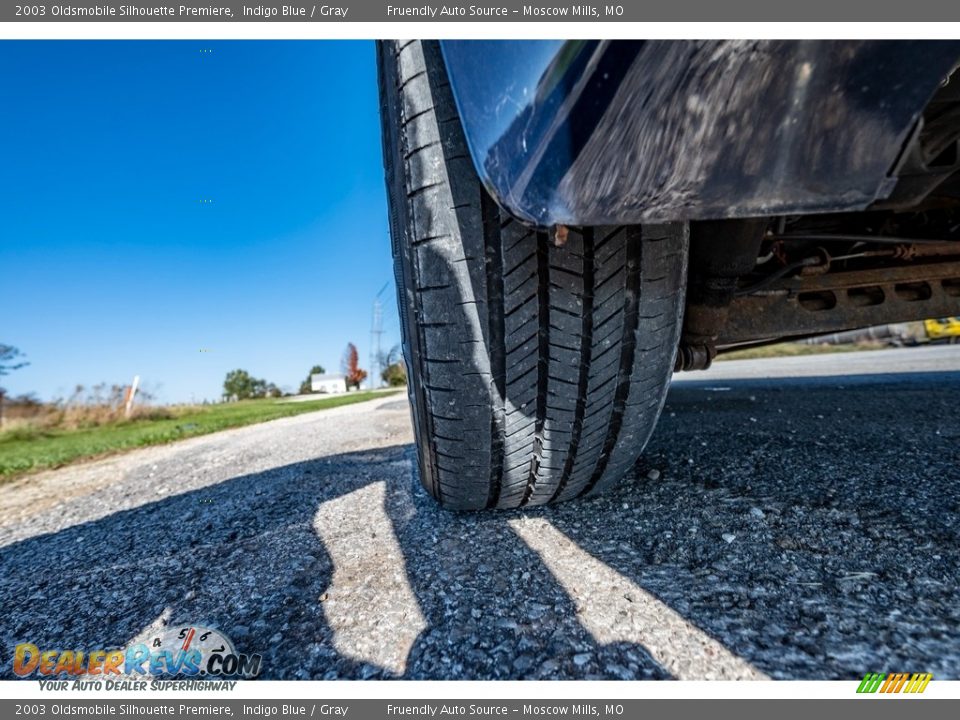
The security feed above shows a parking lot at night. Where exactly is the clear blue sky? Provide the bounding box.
[0,41,398,403]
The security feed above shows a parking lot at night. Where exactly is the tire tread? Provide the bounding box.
[379,40,688,510]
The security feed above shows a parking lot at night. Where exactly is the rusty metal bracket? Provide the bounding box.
[718,259,960,345]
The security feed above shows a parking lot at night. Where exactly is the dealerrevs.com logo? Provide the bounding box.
[13,625,262,683]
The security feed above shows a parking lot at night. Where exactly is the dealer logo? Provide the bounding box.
[857,673,933,694]
[13,625,261,679]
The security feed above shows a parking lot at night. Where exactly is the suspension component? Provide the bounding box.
[675,343,717,371]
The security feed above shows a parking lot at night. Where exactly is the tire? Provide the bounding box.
[378,40,689,510]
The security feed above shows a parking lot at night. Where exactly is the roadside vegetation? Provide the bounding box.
[0,339,396,482]
[717,340,889,361]
[0,390,398,481]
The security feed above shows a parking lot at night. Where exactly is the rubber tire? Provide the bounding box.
[378,40,689,510]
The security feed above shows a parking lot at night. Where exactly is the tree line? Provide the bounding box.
[0,341,406,410]
[221,342,406,401]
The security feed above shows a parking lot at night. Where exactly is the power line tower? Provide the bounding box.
[370,282,389,389]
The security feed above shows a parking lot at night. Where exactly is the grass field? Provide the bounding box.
[0,391,399,481]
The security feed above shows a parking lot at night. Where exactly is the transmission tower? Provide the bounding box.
[370,282,389,389]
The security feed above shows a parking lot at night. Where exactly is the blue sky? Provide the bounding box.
[0,41,398,403]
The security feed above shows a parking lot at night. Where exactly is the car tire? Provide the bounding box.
[378,39,689,510]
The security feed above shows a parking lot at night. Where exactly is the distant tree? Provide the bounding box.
[379,344,406,387]
[341,343,368,390]
[223,369,272,401]
[298,364,327,395]
[376,345,401,376]
[223,369,254,400]
[381,359,407,387]
[0,344,29,428]
[265,383,283,399]
[0,345,27,378]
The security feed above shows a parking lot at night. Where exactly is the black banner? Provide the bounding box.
[4,1,960,22]
[2,699,959,720]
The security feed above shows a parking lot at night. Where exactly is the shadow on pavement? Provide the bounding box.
[1,373,958,679]
[0,444,668,680]
[548,372,960,679]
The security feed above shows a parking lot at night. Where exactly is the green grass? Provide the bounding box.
[717,341,888,361]
[0,390,399,481]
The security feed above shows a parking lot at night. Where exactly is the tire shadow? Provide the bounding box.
[2,372,956,680]
[384,454,670,680]
[544,373,960,679]
[0,449,387,680]
[0,444,668,680]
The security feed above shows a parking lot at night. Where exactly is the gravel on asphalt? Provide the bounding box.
[1,349,958,680]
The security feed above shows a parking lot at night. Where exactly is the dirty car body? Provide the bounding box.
[441,39,960,356]
[441,40,960,226]
[378,39,960,510]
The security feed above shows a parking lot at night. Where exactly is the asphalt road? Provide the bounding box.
[1,345,958,680]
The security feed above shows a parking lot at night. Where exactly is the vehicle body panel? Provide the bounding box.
[440,40,960,227]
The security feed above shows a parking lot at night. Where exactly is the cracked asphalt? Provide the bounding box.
[1,345,958,680]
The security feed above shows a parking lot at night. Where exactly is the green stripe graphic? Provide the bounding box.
[857,673,884,693]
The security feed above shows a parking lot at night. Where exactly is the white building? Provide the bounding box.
[311,373,348,394]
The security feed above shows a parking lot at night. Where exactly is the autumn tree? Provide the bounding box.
[298,364,326,395]
[341,343,367,390]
